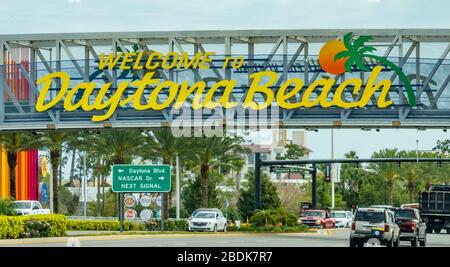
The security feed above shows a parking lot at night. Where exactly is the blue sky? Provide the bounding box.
[1,0,450,33]
[1,0,449,159]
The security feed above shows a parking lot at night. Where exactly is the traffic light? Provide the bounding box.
[324,164,331,182]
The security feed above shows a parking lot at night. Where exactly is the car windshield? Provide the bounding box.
[13,202,31,209]
[303,211,324,217]
[393,209,416,219]
[194,212,215,219]
[355,211,385,223]
[330,212,346,218]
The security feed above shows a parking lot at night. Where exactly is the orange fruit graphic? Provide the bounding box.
[318,39,348,75]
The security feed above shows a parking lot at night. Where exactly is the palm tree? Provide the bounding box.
[416,151,441,190]
[142,128,191,219]
[193,136,244,208]
[398,150,421,203]
[0,133,41,199]
[40,131,76,213]
[87,129,146,217]
[369,148,401,205]
[335,32,416,107]
[338,151,366,204]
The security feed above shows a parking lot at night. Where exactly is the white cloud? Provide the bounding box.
[67,0,82,3]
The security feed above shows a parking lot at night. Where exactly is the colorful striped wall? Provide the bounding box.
[4,48,31,101]
[0,149,38,200]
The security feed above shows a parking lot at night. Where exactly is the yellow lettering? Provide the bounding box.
[98,52,123,70]
[203,80,237,109]
[359,66,392,108]
[177,52,202,69]
[120,52,135,70]
[300,79,335,108]
[145,52,162,70]
[63,82,96,111]
[161,52,179,70]
[132,52,144,70]
[199,52,215,69]
[174,81,206,109]
[244,71,277,110]
[92,81,129,121]
[276,78,304,109]
[35,72,70,112]
[148,81,178,110]
[333,78,363,108]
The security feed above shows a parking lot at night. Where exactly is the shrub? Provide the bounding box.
[23,220,52,238]
[0,216,24,239]
[67,220,121,231]
[66,219,187,232]
[0,199,17,216]
[0,214,67,239]
[22,215,67,237]
[249,208,298,227]
[222,208,242,223]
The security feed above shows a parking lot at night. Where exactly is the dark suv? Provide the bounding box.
[390,207,427,247]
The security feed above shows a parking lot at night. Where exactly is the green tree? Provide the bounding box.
[40,131,76,213]
[87,129,146,217]
[142,129,191,219]
[335,32,416,107]
[59,185,80,215]
[238,170,281,220]
[281,143,305,160]
[398,150,422,203]
[193,136,244,208]
[0,132,41,199]
[337,151,366,206]
[434,139,450,155]
[182,177,220,215]
[369,148,401,205]
[0,198,17,215]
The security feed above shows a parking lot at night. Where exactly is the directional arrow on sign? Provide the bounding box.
[158,176,164,180]
[118,169,124,173]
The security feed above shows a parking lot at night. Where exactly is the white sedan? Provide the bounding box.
[188,211,227,232]
[330,211,353,228]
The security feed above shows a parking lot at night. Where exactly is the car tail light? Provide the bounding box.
[404,221,416,231]
[384,223,390,232]
[351,222,355,230]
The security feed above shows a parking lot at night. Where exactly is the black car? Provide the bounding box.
[390,207,427,246]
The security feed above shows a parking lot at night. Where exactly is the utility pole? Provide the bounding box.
[49,156,54,214]
[176,154,180,220]
[83,152,87,219]
[331,129,335,210]
[254,153,262,210]
[311,163,317,209]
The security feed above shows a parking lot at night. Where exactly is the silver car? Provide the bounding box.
[330,211,353,228]
[188,210,227,232]
[350,208,400,247]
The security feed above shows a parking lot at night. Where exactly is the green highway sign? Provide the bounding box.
[112,165,171,193]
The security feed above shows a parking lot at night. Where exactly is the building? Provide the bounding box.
[238,130,312,186]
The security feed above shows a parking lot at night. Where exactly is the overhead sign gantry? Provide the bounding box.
[0,29,450,131]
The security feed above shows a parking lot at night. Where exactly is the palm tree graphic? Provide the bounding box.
[335,32,416,107]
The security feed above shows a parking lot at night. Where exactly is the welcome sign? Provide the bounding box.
[34,33,416,122]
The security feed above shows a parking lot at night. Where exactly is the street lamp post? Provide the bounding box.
[176,154,180,220]
[83,152,87,219]
[331,129,335,210]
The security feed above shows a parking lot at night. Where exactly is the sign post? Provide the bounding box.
[111,165,171,233]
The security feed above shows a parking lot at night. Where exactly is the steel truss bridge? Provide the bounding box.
[1,29,450,131]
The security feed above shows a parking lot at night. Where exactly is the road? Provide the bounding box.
[0,229,449,247]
